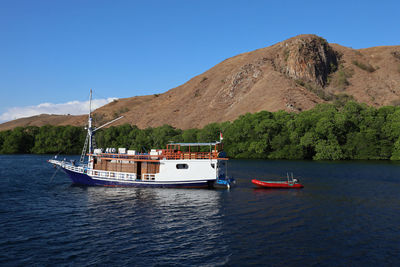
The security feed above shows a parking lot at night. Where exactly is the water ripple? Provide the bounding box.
[1,156,400,265]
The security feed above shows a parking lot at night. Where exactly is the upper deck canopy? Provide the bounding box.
[169,142,221,147]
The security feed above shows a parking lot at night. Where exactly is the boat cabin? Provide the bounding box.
[87,142,227,182]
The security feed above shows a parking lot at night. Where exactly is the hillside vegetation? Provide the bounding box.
[2,101,400,160]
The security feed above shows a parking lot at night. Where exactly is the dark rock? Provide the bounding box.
[275,35,338,87]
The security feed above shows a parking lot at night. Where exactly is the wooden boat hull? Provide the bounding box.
[251,179,304,189]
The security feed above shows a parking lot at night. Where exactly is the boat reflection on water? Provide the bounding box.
[83,186,222,207]
[77,187,230,265]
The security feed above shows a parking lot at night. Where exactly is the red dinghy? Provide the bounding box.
[252,172,304,188]
[252,173,304,189]
[252,179,304,188]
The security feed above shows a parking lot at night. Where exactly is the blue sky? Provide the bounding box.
[0,0,399,122]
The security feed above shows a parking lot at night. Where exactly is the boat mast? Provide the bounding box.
[79,89,94,163]
[88,89,93,154]
[79,89,123,163]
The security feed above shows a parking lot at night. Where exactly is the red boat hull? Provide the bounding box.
[252,179,304,188]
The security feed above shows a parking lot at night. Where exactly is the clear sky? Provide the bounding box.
[0,0,399,122]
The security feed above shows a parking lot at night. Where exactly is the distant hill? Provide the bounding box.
[1,34,400,131]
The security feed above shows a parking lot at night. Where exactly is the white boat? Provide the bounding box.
[48,90,234,189]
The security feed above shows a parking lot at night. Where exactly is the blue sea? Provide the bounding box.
[1,155,400,266]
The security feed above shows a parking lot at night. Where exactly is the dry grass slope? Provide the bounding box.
[1,34,400,131]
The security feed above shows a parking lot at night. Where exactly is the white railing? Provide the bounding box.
[62,163,86,174]
[57,160,157,182]
[87,169,138,181]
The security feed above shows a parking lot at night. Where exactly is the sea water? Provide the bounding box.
[1,155,399,266]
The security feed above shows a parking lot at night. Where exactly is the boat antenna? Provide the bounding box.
[89,89,92,119]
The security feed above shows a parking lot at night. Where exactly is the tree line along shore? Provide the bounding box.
[2,101,400,160]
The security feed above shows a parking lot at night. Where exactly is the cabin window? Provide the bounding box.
[176,164,188,169]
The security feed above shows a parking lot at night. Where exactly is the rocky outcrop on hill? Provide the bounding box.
[273,35,339,86]
[1,34,400,131]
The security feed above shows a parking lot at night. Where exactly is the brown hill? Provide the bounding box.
[1,34,400,131]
